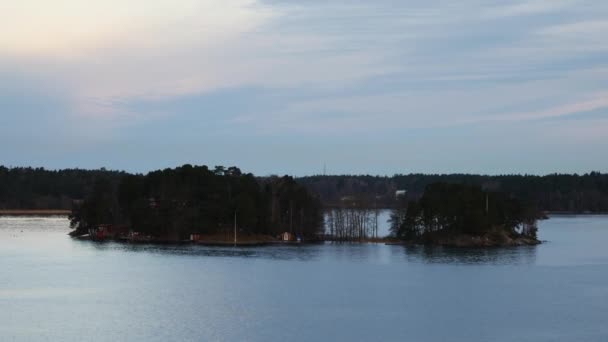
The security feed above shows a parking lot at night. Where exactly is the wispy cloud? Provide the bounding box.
[1,0,274,57]
[491,92,608,122]
[483,0,578,18]
[2,0,608,173]
[541,20,608,35]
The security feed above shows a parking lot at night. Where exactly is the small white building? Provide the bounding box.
[395,190,407,198]
[280,232,294,241]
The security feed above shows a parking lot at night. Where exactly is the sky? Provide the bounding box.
[1,0,607,176]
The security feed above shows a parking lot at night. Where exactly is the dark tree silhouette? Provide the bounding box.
[391,182,539,245]
[68,165,323,240]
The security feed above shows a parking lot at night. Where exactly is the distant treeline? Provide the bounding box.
[68,165,323,239]
[2,166,608,214]
[0,166,125,210]
[297,173,608,212]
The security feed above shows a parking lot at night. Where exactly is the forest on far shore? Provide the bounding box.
[299,172,608,212]
[1,166,608,213]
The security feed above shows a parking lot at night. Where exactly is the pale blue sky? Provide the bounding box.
[1,0,607,175]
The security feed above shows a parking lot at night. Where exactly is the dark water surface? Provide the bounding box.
[1,216,608,341]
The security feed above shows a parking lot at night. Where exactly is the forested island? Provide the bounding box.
[390,183,540,247]
[67,165,323,243]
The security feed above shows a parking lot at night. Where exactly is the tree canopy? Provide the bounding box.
[68,165,323,240]
[392,182,539,245]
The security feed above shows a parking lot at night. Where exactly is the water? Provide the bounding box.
[1,215,608,341]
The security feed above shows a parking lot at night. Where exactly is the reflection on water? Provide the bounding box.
[2,216,608,342]
[79,240,323,261]
[398,244,538,265]
[77,239,538,265]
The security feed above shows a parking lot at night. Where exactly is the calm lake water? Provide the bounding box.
[2,216,608,342]
[325,209,394,237]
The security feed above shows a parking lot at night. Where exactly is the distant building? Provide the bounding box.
[280,232,294,241]
[128,231,152,242]
[395,190,407,198]
[88,224,129,240]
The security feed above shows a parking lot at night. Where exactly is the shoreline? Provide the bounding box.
[386,233,541,248]
[0,209,71,216]
[546,211,608,215]
[3,209,608,217]
[73,234,539,248]
[72,233,395,246]
[74,235,309,246]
